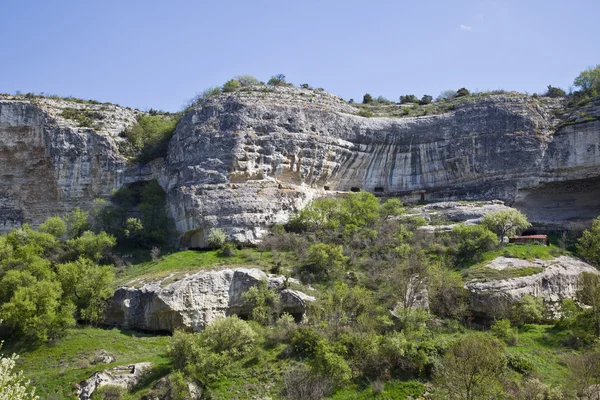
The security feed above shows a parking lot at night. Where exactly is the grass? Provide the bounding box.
[328,380,426,399]
[4,326,170,399]
[462,244,565,282]
[507,324,577,388]
[61,107,105,128]
[116,249,274,285]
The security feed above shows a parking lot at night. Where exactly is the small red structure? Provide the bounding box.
[508,235,549,246]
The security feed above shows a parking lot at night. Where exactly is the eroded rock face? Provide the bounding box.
[3,89,600,245]
[104,268,315,332]
[466,255,599,319]
[0,98,135,232]
[77,362,151,400]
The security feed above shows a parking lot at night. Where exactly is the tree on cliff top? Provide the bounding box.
[482,209,531,245]
[574,65,600,96]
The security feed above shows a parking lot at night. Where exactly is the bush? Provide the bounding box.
[356,109,373,118]
[207,228,226,249]
[222,79,241,92]
[300,243,347,283]
[119,114,178,163]
[280,365,333,400]
[93,385,126,400]
[506,352,535,373]
[419,94,433,105]
[400,94,417,104]
[491,319,518,345]
[219,242,237,257]
[242,279,280,325]
[456,88,470,97]
[451,224,497,265]
[202,316,257,358]
[235,75,259,87]
[574,65,600,96]
[362,93,373,104]
[267,74,286,86]
[545,85,566,97]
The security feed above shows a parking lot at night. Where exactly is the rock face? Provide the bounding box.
[466,255,599,319]
[77,362,151,400]
[104,268,315,332]
[2,89,600,244]
[0,97,135,232]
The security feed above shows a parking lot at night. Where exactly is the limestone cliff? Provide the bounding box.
[2,89,600,245]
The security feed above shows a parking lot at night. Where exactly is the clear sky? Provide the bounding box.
[1,0,598,111]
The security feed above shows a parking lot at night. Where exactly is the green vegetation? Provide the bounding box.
[5,326,169,399]
[482,209,531,245]
[577,216,600,267]
[118,114,179,163]
[61,107,105,128]
[574,64,600,97]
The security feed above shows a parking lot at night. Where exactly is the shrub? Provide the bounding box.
[419,94,433,105]
[235,75,259,87]
[451,224,497,265]
[0,336,38,399]
[300,83,310,89]
[219,242,237,257]
[222,79,241,92]
[93,385,126,400]
[482,209,531,245]
[242,279,280,325]
[280,365,333,400]
[119,114,178,163]
[362,93,373,104]
[207,228,227,249]
[201,316,257,357]
[300,243,347,282]
[456,87,470,97]
[506,352,534,373]
[574,65,600,96]
[545,85,566,97]
[491,318,518,345]
[437,89,456,101]
[38,216,67,238]
[577,216,600,266]
[356,109,373,118]
[400,94,417,104]
[267,74,286,86]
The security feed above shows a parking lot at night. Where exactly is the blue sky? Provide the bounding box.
[1,0,598,111]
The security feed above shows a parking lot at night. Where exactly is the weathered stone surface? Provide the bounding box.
[77,362,151,400]
[466,255,599,319]
[0,97,134,232]
[104,268,315,332]
[2,89,600,245]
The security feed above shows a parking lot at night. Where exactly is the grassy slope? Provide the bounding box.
[5,327,170,399]
[115,249,274,285]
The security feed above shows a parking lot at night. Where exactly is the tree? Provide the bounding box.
[574,65,600,96]
[577,216,600,266]
[565,349,600,398]
[38,216,66,238]
[437,89,456,101]
[379,198,404,220]
[400,94,417,104]
[545,85,566,98]
[301,243,348,283]
[451,224,497,265]
[56,257,115,323]
[267,74,286,86]
[434,334,506,400]
[0,336,38,400]
[66,231,116,262]
[200,316,257,358]
[419,95,433,105]
[362,93,373,104]
[481,210,531,245]
[64,208,89,238]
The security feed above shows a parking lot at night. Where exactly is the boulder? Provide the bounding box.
[104,268,315,332]
[466,255,599,320]
[77,362,151,400]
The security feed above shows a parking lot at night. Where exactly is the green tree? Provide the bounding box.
[577,216,600,266]
[200,316,257,358]
[64,208,89,238]
[574,65,600,96]
[511,294,545,326]
[400,94,417,104]
[362,93,373,104]
[451,224,497,265]
[0,280,76,342]
[38,216,67,238]
[207,228,227,249]
[434,334,506,400]
[481,210,531,245]
[267,74,286,86]
[301,243,348,282]
[379,198,404,220]
[577,272,600,336]
[235,75,259,87]
[56,258,115,323]
[341,191,380,228]
[419,94,433,105]
[66,231,116,262]
[242,279,280,325]
[456,88,470,97]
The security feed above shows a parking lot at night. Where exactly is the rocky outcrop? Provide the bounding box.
[466,255,599,319]
[77,362,151,400]
[2,89,600,244]
[104,268,315,332]
[0,97,135,232]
